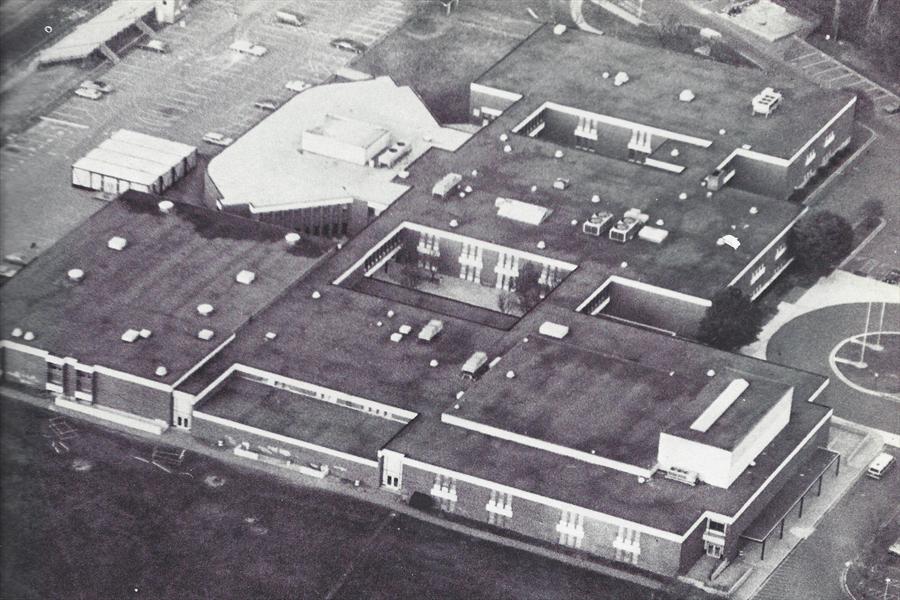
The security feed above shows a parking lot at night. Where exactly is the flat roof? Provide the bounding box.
[38,1,155,65]
[476,25,854,159]
[306,114,390,149]
[0,192,327,384]
[207,77,470,212]
[447,329,818,472]
[196,375,406,459]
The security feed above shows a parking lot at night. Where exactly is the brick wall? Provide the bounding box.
[401,463,684,577]
[94,372,171,422]
[1,346,46,389]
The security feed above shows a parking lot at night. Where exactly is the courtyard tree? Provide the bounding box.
[515,263,543,312]
[788,210,853,276]
[697,288,764,351]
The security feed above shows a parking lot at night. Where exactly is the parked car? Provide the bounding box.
[139,39,169,54]
[866,452,896,479]
[0,263,21,280]
[202,132,234,146]
[80,80,113,93]
[253,99,279,111]
[285,79,311,93]
[882,102,900,115]
[330,38,366,54]
[74,87,103,100]
[883,268,900,286]
[275,9,305,27]
[230,40,268,57]
[4,252,35,267]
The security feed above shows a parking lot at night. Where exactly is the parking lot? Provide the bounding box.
[0,0,412,257]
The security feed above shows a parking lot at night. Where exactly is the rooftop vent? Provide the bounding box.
[311,290,321,299]
[139,329,152,338]
[67,268,85,282]
[456,391,465,400]
[197,303,214,316]
[679,89,695,102]
[449,219,459,228]
[503,144,512,153]
[539,321,569,339]
[553,23,567,35]
[670,148,680,157]
[23,331,35,341]
[500,133,508,142]
[11,328,23,337]
[553,178,569,190]
[429,359,439,368]
[398,324,412,335]
[716,234,741,250]
[158,200,174,214]
[387,310,395,318]
[537,240,546,249]
[198,329,215,341]
[389,332,403,343]
[614,72,629,86]
[506,370,516,379]
[107,236,127,251]
[749,206,758,215]
[554,150,564,159]
[285,232,301,246]
[265,331,277,340]
[121,329,140,343]
[602,71,610,79]
[155,366,168,377]
[678,192,688,200]
[707,369,716,377]
[591,194,600,203]
[236,270,256,285]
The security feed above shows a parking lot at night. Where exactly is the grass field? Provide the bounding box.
[1,398,693,599]
[352,1,540,124]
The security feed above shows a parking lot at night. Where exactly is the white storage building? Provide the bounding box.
[71,130,197,195]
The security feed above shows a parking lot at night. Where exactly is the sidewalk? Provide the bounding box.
[0,385,666,593]
[681,419,886,598]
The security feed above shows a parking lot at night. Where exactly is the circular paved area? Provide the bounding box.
[767,302,900,429]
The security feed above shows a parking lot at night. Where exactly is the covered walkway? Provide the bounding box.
[740,448,840,560]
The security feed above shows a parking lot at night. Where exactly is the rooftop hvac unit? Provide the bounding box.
[198,329,215,341]
[377,141,411,168]
[752,87,782,117]
[121,329,140,343]
[582,211,614,236]
[609,217,642,243]
[638,226,669,244]
[614,71,629,86]
[433,173,463,199]
[717,234,741,250]
[623,207,650,224]
[461,351,488,379]
[664,466,698,486]
[705,166,735,191]
[418,319,444,342]
[679,89,695,102]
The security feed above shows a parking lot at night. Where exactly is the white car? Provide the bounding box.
[80,80,113,93]
[230,40,268,57]
[139,39,169,54]
[202,132,234,146]
[285,80,311,93]
[74,87,103,100]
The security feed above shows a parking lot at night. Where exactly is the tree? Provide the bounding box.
[515,263,543,312]
[497,290,516,315]
[788,210,853,276]
[857,199,883,228]
[697,288,764,351]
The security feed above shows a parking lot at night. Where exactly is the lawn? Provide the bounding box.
[352,1,540,124]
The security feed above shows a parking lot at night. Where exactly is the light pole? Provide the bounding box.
[884,577,892,600]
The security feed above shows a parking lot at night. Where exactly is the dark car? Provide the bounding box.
[330,38,366,54]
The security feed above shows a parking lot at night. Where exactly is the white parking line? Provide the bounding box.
[801,58,832,69]
[825,72,856,84]
[793,51,818,61]
[39,116,88,130]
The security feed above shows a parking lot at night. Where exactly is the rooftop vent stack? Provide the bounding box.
[552,24,567,35]
[67,268,85,282]
[107,236,128,251]
[158,200,175,214]
[11,328,23,337]
[679,89,695,102]
[155,366,168,377]
[23,331,35,341]
[197,303,214,316]
[614,72,629,87]
[285,232,301,246]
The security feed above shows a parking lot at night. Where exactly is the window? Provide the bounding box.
[750,263,766,285]
[805,150,816,166]
[823,131,835,148]
[707,520,726,534]
[556,510,584,548]
[613,526,641,565]
[486,490,513,525]
[774,243,787,260]
[75,370,93,394]
[47,362,63,386]
[431,474,457,512]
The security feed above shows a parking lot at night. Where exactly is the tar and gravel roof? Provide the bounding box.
[0,192,327,384]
